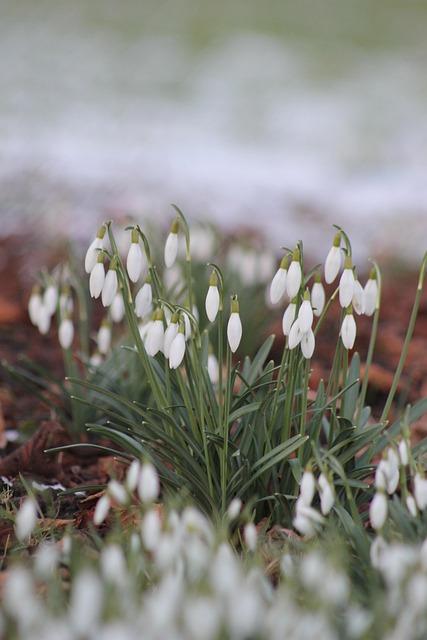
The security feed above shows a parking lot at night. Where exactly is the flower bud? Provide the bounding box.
[58,318,74,349]
[126,229,145,283]
[85,225,106,274]
[89,254,105,299]
[15,497,37,541]
[324,232,342,284]
[135,281,153,319]
[269,256,288,305]
[340,307,356,350]
[164,219,179,268]
[286,248,302,299]
[205,271,220,322]
[339,257,355,308]
[369,490,388,531]
[138,462,160,503]
[227,296,242,353]
[169,327,186,369]
[282,300,296,336]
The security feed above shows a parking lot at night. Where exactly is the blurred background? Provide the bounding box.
[1,0,427,262]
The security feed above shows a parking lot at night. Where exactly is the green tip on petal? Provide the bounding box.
[314,272,322,283]
[344,255,353,270]
[97,224,107,240]
[303,288,310,301]
[131,228,139,244]
[209,270,218,287]
[96,251,105,263]
[369,267,377,280]
[153,308,164,321]
[231,295,239,314]
[345,304,353,315]
[332,231,341,247]
[280,255,289,270]
[170,218,180,234]
[292,247,300,262]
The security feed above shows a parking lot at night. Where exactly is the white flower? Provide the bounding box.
[301,329,315,359]
[311,280,325,316]
[141,508,162,551]
[58,318,74,349]
[93,494,111,525]
[44,284,58,316]
[318,473,335,515]
[169,330,186,369]
[101,544,127,586]
[376,449,399,495]
[269,257,288,304]
[352,280,365,315]
[90,351,103,367]
[324,233,342,283]
[398,439,409,466]
[37,304,51,335]
[370,491,388,530]
[85,225,106,274]
[227,497,242,520]
[107,479,128,505]
[293,500,324,538]
[59,291,73,315]
[110,292,125,323]
[97,321,111,355]
[205,281,220,322]
[138,462,160,503]
[89,259,105,299]
[183,310,194,340]
[164,221,179,268]
[126,460,141,492]
[145,312,164,357]
[282,301,296,336]
[286,250,302,298]
[406,493,417,517]
[227,297,242,353]
[288,318,303,349]
[28,287,42,325]
[101,267,118,307]
[135,282,153,319]
[340,310,356,349]
[69,570,102,635]
[244,522,257,551]
[207,353,219,384]
[364,272,378,316]
[414,473,427,510]
[15,497,37,541]
[163,318,179,358]
[127,236,145,283]
[300,468,315,506]
[339,259,355,308]
[298,292,313,333]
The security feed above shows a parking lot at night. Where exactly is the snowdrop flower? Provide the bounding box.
[205,270,220,322]
[318,473,335,515]
[37,303,51,335]
[164,218,179,268]
[207,353,219,384]
[59,287,73,315]
[352,279,365,315]
[298,289,313,333]
[293,501,324,538]
[324,232,342,283]
[340,307,356,349]
[89,253,105,299]
[398,439,409,466]
[97,320,112,355]
[163,314,179,358]
[101,260,118,307]
[169,325,186,369]
[141,508,162,551]
[227,295,242,353]
[339,257,355,308]
[101,544,127,586]
[58,317,74,349]
[138,461,160,503]
[145,309,165,357]
[414,472,427,510]
[288,318,303,349]
[69,570,103,636]
[135,280,153,319]
[282,299,297,336]
[301,329,315,359]
[107,479,128,505]
[126,228,145,283]
[227,497,242,520]
[28,286,42,325]
[244,522,257,551]
[85,224,106,274]
[364,269,378,317]
[90,351,103,367]
[93,494,111,525]
[370,490,388,531]
[311,275,325,317]
[110,292,125,323]
[378,449,400,495]
[406,493,417,517]
[34,542,59,579]
[44,283,58,316]
[183,310,194,340]
[15,497,37,541]
[300,466,315,506]
[286,248,302,298]
[126,459,141,492]
[269,255,289,305]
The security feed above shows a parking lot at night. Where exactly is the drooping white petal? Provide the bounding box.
[58,318,74,349]
[205,286,220,322]
[243,523,257,551]
[300,470,315,506]
[311,282,325,317]
[127,242,144,283]
[138,462,160,503]
[44,285,58,316]
[301,329,315,359]
[207,353,219,384]
[85,236,104,274]
[135,283,153,319]
[340,314,356,349]
[370,491,388,531]
[352,280,365,315]
[227,497,242,520]
[183,312,192,340]
[37,304,51,335]
[398,440,409,466]
[407,494,417,517]
[28,292,42,325]
[269,268,287,305]
[227,312,242,353]
[89,262,105,299]
[163,321,179,358]
[286,261,302,299]
[15,497,37,541]
[324,245,342,284]
[97,324,111,355]
[110,292,125,323]
[282,303,296,336]
[145,320,164,357]
[339,268,355,308]
[288,318,302,349]
[364,279,378,316]
[414,473,427,510]
[319,474,335,515]
[141,509,162,551]
[169,332,186,369]
[107,480,128,505]
[164,232,179,268]
[126,460,141,492]
[298,299,313,333]
[93,495,111,526]
[101,269,118,307]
